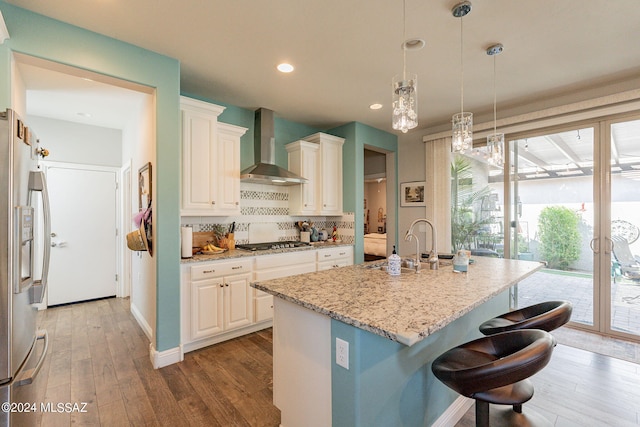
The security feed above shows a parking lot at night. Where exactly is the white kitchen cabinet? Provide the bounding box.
[253,250,317,322]
[180,96,247,216]
[286,132,345,216]
[190,278,224,340]
[285,140,319,215]
[183,258,253,351]
[317,246,354,271]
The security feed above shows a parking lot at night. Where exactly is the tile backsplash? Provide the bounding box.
[181,182,354,245]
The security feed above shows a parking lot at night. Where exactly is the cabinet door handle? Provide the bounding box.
[339,252,345,256]
[211,201,216,205]
[225,284,229,287]
[324,254,331,258]
[232,266,242,270]
[203,270,215,274]
[219,284,223,288]
[235,201,239,205]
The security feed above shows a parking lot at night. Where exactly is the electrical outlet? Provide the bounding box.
[336,338,349,370]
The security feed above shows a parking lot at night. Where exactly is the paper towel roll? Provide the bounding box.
[181,226,193,258]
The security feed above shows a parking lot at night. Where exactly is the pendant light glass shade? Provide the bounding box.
[392,73,418,133]
[392,0,418,133]
[487,132,504,167]
[486,43,504,167]
[452,112,473,153]
[451,1,472,153]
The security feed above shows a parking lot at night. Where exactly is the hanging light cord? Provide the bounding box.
[402,0,407,80]
[459,14,464,114]
[492,53,497,135]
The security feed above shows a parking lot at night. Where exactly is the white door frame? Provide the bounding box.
[121,160,132,298]
[40,160,121,304]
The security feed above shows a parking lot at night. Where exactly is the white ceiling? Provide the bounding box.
[6,0,640,134]
[17,60,148,130]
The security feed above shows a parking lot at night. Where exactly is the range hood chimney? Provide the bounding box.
[240,108,308,185]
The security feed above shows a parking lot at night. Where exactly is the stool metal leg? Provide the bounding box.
[475,401,490,427]
[513,403,522,413]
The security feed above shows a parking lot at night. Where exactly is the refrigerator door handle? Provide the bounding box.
[28,171,51,304]
[14,330,48,386]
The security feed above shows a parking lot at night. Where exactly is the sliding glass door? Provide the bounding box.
[608,118,640,339]
[509,126,597,329]
[507,116,640,341]
[448,114,640,341]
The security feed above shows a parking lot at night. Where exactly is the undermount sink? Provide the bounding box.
[364,262,418,274]
[379,265,417,274]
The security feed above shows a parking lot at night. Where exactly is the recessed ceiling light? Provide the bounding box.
[403,38,425,51]
[77,112,92,118]
[277,63,294,73]
[369,103,383,110]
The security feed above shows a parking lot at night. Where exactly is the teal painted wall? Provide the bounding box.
[330,122,398,264]
[331,290,509,426]
[0,2,181,352]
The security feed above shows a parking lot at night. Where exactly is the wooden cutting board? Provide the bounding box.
[192,231,215,248]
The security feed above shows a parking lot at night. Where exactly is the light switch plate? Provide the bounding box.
[336,338,349,370]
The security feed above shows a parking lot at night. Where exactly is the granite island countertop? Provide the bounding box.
[251,257,543,346]
[181,241,353,264]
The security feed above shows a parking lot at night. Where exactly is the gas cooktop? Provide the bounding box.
[235,241,311,251]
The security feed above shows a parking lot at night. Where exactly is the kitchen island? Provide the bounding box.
[252,257,543,427]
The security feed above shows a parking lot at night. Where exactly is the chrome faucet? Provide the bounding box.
[405,219,438,270]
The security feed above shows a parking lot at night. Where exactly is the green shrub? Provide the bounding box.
[537,206,581,270]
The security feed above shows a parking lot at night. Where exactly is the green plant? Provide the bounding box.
[537,206,581,270]
[450,156,494,251]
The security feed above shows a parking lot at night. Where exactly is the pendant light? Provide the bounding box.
[451,1,472,153]
[486,43,504,167]
[392,0,418,133]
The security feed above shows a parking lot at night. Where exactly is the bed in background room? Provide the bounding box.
[364,232,387,260]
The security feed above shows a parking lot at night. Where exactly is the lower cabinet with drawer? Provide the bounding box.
[317,246,354,271]
[182,258,258,352]
[181,246,354,353]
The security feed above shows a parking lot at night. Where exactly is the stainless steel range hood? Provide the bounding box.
[240,108,307,185]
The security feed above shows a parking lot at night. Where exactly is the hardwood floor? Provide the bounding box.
[34,297,279,426]
[34,297,640,426]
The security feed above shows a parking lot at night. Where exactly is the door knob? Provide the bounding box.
[50,232,57,237]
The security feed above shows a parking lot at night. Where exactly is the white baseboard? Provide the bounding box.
[431,396,473,427]
[149,343,184,369]
[130,302,153,341]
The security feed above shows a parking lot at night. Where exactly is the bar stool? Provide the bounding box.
[479,300,572,336]
[431,329,556,427]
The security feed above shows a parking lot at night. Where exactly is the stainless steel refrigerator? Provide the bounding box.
[0,109,51,427]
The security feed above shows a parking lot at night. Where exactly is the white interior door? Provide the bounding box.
[46,163,118,306]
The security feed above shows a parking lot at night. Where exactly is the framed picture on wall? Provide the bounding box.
[138,162,152,210]
[400,181,426,207]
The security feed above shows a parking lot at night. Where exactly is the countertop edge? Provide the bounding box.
[252,259,545,346]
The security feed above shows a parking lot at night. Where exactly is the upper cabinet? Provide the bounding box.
[286,133,345,216]
[181,97,247,216]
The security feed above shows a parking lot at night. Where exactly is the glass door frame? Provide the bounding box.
[503,111,640,342]
[601,112,640,342]
[505,119,603,333]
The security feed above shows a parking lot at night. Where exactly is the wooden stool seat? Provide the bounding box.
[432,329,556,427]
